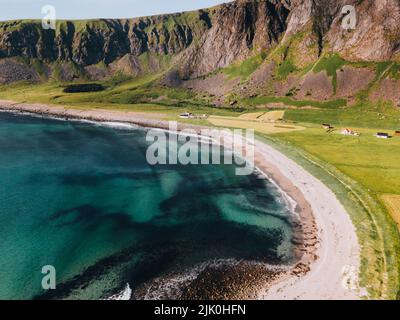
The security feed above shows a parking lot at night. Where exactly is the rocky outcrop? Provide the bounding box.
[285,0,400,61]
[0,58,39,83]
[370,78,400,107]
[178,0,290,78]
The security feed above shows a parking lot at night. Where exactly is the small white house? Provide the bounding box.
[179,112,193,119]
[341,128,360,136]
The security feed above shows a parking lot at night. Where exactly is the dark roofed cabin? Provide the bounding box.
[376,132,390,139]
[322,124,333,129]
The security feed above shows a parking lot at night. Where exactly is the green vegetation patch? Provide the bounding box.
[265,26,318,81]
[285,100,400,130]
[137,52,172,74]
[223,52,267,80]
[313,54,347,93]
[242,95,347,109]
[275,59,298,80]
[103,72,132,88]
[387,63,400,79]
[258,133,400,299]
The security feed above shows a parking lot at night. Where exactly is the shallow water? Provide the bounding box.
[0,112,295,300]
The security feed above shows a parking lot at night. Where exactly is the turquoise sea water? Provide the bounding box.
[0,112,295,300]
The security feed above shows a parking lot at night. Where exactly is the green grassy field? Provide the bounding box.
[258,132,400,299]
[276,127,400,194]
[208,115,305,134]
[261,122,400,299]
[381,195,400,227]
[285,100,400,130]
[0,78,242,117]
[241,95,347,109]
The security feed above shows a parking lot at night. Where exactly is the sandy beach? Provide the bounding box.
[0,100,362,300]
[255,141,361,300]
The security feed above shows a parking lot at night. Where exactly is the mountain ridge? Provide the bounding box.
[0,0,399,108]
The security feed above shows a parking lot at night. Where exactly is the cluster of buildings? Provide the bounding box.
[322,124,400,139]
[179,113,208,119]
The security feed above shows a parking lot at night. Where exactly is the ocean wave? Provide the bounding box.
[95,121,140,130]
[105,283,132,300]
[254,168,298,218]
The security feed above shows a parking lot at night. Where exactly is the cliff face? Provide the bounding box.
[0,11,211,66]
[0,0,290,77]
[326,0,400,61]
[0,0,399,83]
[178,0,290,78]
[288,0,400,61]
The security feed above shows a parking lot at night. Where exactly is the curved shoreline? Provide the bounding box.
[254,141,361,299]
[0,100,361,300]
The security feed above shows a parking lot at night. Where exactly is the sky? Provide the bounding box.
[0,0,231,21]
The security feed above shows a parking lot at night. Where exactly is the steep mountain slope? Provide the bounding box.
[0,11,210,64]
[0,0,399,108]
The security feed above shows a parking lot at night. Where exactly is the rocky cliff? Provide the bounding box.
[293,0,400,61]
[0,0,292,80]
[0,11,210,65]
[0,0,399,105]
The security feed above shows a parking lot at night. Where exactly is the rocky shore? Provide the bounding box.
[132,261,287,300]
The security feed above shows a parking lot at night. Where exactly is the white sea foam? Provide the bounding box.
[96,121,140,130]
[105,283,132,300]
[255,167,298,218]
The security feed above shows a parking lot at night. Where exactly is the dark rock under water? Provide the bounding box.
[0,112,295,300]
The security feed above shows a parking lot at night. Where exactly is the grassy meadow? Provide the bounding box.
[381,195,400,227]
[259,117,400,299]
[0,78,240,117]
[257,131,400,300]
[208,114,305,134]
